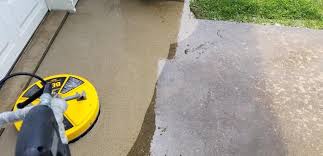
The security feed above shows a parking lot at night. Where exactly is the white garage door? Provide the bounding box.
[0,0,48,79]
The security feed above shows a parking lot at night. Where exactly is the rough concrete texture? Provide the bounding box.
[0,11,67,149]
[150,1,323,155]
[0,0,183,155]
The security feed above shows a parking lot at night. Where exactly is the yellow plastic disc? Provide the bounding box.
[13,74,100,143]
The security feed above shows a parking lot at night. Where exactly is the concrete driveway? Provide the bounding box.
[0,0,183,155]
[1,0,323,155]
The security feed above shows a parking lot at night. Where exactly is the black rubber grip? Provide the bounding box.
[17,87,44,109]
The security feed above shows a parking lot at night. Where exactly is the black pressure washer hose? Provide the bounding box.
[0,72,47,109]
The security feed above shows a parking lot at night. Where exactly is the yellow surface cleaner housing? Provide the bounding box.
[13,74,100,143]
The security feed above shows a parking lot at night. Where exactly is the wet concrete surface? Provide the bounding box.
[0,0,183,155]
[148,1,323,155]
[128,88,157,156]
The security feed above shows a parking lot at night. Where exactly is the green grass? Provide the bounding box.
[190,0,323,29]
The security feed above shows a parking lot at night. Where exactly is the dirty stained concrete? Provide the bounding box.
[147,12,323,156]
[0,0,183,155]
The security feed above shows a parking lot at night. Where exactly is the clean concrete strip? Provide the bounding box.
[0,11,68,137]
